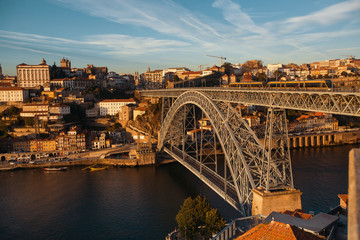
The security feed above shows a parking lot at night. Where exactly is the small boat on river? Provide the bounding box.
[89,167,107,171]
[43,167,67,171]
[82,165,107,171]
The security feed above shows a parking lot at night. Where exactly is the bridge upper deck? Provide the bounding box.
[140,87,360,117]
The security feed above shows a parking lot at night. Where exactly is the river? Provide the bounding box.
[0,145,354,240]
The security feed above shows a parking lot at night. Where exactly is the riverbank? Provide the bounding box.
[0,157,177,171]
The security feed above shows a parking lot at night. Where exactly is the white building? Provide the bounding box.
[49,105,71,115]
[20,103,70,120]
[0,87,28,102]
[17,59,50,88]
[133,106,147,120]
[50,77,75,89]
[86,107,99,118]
[99,99,137,116]
[267,64,283,78]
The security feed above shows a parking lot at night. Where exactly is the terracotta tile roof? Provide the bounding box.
[235,221,325,240]
[187,129,203,133]
[338,194,348,205]
[100,98,136,103]
[282,209,313,220]
[0,87,23,91]
[23,103,49,107]
[134,106,147,111]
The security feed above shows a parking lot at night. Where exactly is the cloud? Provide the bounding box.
[49,0,360,64]
[2,0,360,70]
[53,0,223,45]
[268,0,360,33]
[0,30,192,57]
[212,0,268,35]
[85,34,190,55]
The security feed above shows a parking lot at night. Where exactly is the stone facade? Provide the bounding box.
[30,139,56,152]
[17,59,50,88]
[252,188,302,216]
[0,87,28,102]
[56,128,86,151]
[99,99,136,116]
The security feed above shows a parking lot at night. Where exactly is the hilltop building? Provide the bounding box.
[60,57,71,68]
[143,67,163,88]
[17,59,50,88]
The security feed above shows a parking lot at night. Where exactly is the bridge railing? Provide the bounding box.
[211,215,266,240]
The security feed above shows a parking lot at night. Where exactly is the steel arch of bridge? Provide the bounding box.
[158,91,293,215]
[141,88,360,117]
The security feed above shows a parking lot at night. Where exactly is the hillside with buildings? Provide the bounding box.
[0,56,360,155]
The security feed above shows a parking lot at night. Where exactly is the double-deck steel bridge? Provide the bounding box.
[140,88,360,216]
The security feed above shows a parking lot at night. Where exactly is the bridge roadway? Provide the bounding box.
[140,87,360,117]
[164,146,239,209]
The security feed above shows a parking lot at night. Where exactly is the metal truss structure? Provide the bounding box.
[140,88,360,215]
[141,88,360,117]
[158,91,294,215]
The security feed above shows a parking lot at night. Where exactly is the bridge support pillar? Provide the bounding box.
[251,188,302,216]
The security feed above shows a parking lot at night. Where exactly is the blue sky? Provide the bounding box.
[1,0,360,75]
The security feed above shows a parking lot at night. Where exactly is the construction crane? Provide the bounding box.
[206,55,226,66]
[198,64,207,71]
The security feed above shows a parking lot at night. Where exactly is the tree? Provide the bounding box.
[221,62,233,75]
[341,71,348,77]
[317,74,323,79]
[176,195,225,240]
[256,72,267,82]
[172,75,180,82]
[307,75,312,80]
[24,117,34,126]
[106,122,122,132]
[273,70,285,80]
[242,60,263,73]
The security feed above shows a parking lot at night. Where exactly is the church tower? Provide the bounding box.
[60,57,71,68]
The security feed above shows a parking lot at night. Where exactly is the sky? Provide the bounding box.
[0,0,360,75]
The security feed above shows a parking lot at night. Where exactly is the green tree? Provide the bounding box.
[5,106,20,116]
[307,74,312,80]
[24,117,34,126]
[176,195,225,240]
[106,122,122,132]
[256,72,267,82]
[242,60,263,73]
[221,62,233,75]
[341,71,348,77]
[317,74,323,79]
[172,75,180,82]
[273,70,285,80]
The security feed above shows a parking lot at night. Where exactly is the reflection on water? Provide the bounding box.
[0,145,354,240]
[292,145,353,213]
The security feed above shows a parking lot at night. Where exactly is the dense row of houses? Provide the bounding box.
[10,127,116,153]
[186,110,339,142]
[1,56,359,95]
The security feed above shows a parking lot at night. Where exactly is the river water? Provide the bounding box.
[0,145,354,240]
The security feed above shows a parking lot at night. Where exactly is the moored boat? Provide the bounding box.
[43,167,67,171]
[89,167,107,171]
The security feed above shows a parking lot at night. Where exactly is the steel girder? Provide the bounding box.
[158,91,272,215]
[264,108,294,191]
[140,88,360,117]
